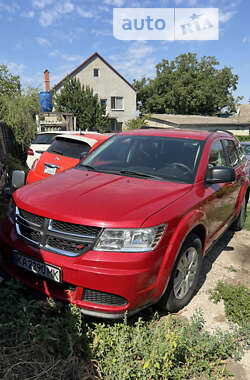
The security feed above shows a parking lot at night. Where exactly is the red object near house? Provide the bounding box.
[26,133,109,184]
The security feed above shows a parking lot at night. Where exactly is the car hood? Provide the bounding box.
[14,168,192,228]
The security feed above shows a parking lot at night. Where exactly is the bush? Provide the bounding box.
[235,135,250,142]
[209,281,250,328]
[92,311,246,379]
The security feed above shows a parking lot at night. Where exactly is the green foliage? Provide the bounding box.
[1,87,40,151]
[235,135,250,141]
[0,64,20,98]
[92,310,245,379]
[123,114,151,130]
[210,281,250,328]
[0,280,248,379]
[245,204,250,231]
[54,77,109,132]
[134,53,238,116]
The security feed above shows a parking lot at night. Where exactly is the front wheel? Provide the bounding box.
[158,233,203,313]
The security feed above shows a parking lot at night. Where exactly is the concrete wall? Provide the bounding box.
[55,56,136,130]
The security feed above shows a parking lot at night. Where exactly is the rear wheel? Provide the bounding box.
[231,196,247,231]
[158,233,203,313]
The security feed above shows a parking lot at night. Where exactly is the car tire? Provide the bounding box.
[157,233,203,313]
[231,196,247,231]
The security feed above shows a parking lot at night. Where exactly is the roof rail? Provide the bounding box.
[214,129,234,136]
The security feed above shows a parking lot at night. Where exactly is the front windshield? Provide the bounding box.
[78,135,204,183]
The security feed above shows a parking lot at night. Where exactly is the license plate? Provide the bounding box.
[12,251,62,283]
[44,166,57,175]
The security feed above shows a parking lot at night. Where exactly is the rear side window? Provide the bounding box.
[47,138,91,159]
[33,133,59,144]
[223,140,239,167]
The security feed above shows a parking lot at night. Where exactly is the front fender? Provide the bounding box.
[153,209,207,302]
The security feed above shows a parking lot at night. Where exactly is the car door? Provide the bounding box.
[204,139,236,240]
[222,138,243,209]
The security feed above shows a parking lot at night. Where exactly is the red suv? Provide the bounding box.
[0,129,249,318]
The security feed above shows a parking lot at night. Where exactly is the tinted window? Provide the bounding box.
[33,133,59,144]
[223,140,239,166]
[47,138,91,159]
[208,140,227,168]
[80,135,204,183]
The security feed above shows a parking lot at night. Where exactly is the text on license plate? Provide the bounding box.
[12,251,62,283]
[44,166,57,175]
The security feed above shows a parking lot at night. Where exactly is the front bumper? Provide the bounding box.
[0,218,166,318]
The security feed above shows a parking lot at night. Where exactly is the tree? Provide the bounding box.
[134,53,239,116]
[0,64,20,98]
[53,78,109,132]
[123,114,151,130]
[1,87,40,151]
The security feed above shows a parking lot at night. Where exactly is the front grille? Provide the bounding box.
[19,209,44,227]
[50,220,100,237]
[47,236,91,254]
[15,207,102,257]
[82,288,128,306]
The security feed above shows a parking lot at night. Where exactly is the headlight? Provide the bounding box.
[94,224,166,252]
[8,197,16,224]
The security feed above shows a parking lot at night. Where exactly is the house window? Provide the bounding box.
[100,99,107,114]
[111,96,123,110]
[93,68,99,77]
[100,99,107,108]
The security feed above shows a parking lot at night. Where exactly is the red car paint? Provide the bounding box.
[26,133,109,184]
[0,129,249,318]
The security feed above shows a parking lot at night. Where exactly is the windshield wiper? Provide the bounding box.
[119,169,163,180]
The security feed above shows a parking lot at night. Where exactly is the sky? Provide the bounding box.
[0,0,250,102]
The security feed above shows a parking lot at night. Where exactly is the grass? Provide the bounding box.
[244,203,250,231]
[0,279,248,380]
[209,281,250,329]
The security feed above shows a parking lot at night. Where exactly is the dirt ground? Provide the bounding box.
[179,229,250,380]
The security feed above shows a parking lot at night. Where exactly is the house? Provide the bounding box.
[147,105,250,135]
[51,52,137,132]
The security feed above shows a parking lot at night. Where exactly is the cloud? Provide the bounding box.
[38,0,74,26]
[0,2,20,13]
[36,37,51,46]
[219,10,236,23]
[61,54,82,62]
[49,49,82,62]
[76,6,93,18]
[103,0,125,6]
[4,61,26,75]
[109,41,156,81]
[242,36,250,44]
[32,0,53,9]
[49,49,59,56]
[22,10,35,18]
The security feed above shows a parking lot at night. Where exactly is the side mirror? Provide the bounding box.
[205,166,235,184]
[80,152,88,161]
[12,170,26,189]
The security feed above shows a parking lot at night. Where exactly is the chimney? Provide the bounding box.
[44,69,50,92]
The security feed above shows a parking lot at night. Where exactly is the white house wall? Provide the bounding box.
[55,56,136,128]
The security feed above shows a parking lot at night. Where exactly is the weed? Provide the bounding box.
[92,310,246,379]
[209,281,250,329]
[224,265,238,273]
